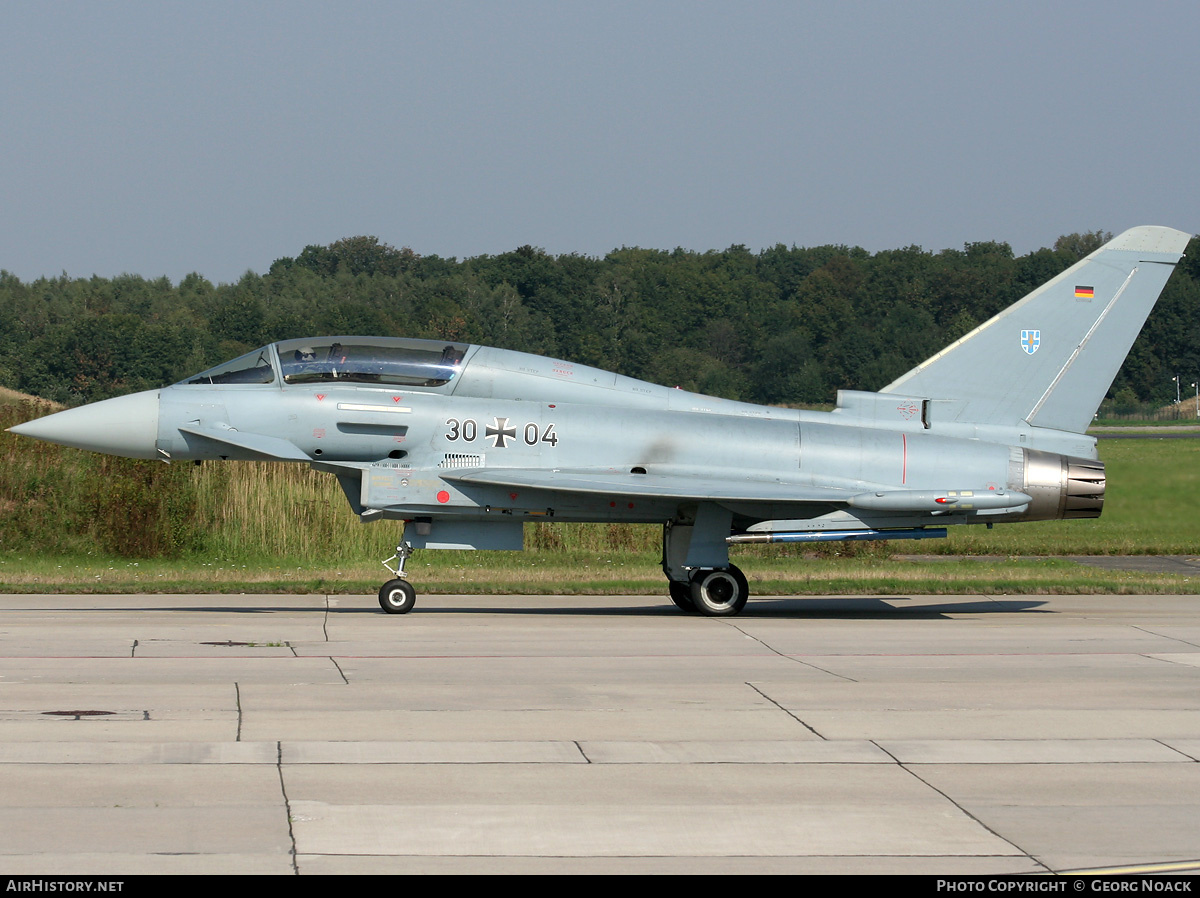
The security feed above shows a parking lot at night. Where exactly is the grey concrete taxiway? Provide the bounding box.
[1,591,1199,875]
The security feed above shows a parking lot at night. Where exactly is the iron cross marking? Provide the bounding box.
[486,416,517,448]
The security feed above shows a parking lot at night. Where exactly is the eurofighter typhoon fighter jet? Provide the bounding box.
[9,226,1192,615]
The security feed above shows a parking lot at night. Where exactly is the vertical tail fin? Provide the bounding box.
[880,226,1191,433]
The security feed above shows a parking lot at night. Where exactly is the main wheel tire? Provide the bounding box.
[668,580,696,612]
[378,578,417,614]
[689,566,749,616]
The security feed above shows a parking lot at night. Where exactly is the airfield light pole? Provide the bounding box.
[1173,373,1181,404]
[1193,381,1198,418]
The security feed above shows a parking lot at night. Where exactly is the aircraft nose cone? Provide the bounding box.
[7,389,161,460]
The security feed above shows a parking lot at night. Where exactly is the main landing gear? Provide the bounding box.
[379,542,417,614]
[662,512,751,616]
[667,565,749,616]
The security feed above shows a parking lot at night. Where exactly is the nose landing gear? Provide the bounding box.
[379,542,417,614]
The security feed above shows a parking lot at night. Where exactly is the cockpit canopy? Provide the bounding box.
[275,338,468,386]
[180,337,471,388]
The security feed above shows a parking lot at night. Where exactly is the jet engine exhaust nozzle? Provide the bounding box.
[1019,449,1105,522]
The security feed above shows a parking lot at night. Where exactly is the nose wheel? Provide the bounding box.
[379,578,417,614]
[379,541,418,614]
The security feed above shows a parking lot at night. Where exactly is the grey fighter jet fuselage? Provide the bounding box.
[9,226,1193,615]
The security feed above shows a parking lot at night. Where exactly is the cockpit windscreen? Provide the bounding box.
[184,348,276,385]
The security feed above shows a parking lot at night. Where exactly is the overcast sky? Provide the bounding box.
[2,1,1197,284]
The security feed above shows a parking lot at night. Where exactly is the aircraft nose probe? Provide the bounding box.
[6,389,161,461]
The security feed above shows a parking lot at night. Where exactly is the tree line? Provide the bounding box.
[2,231,1197,409]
